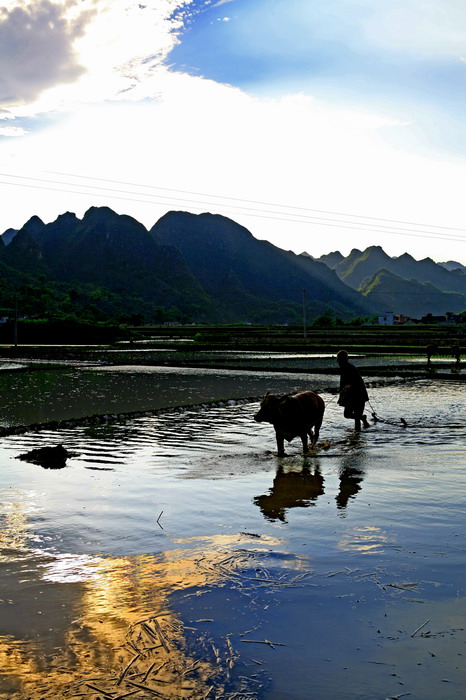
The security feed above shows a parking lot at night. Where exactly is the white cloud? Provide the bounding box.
[0,126,28,136]
[0,0,95,106]
[1,0,194,116]
[242,0,466,65]
[359,0,466,57]
[1,0,466,266]
[4,71,465,263]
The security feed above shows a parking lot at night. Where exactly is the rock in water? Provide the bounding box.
[17,444,69,469]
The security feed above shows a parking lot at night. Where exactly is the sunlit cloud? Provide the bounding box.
[0,0,94,107]
[0,0,194,117]
[0,126,29,136]
[211,0,235,7]
[358,0,466,56]
[1,0,466,263]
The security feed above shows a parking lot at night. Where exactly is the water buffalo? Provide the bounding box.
[254,391,325,456]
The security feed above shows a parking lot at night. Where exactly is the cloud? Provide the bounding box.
[0,0,96,107]
[0,125,29,136]
[359,0,466,57]
[0,0,196,118]
[2,68,466,265]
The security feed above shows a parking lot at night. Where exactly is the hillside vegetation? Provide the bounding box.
[1,209,465,335]
[0,207,372,327]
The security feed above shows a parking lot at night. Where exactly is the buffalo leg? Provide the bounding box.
[275,430,286,456]
[300,433,309,454]
[312,418,322,445]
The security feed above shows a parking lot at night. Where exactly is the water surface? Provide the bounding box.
[0,378,464,699]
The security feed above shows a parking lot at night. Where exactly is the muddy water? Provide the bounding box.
[0,378,465,699]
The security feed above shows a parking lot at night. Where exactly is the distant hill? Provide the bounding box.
[1,215,46,247]
[151,211,371,322]
[315,245,466,315]
[359,269,466,317]
[312,251,344,269]
[0,207,372,324]
[438,260,466,273]
[4,206,464,324]
[1,229,16,246]
[326,245,466,295]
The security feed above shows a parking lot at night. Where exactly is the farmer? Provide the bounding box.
[336,350,370,431]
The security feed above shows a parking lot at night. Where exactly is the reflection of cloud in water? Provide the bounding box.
[0,536,309,698]
[338,526,392,554]
[0,491,44,558]
[173,531,281,548]
[38,553,103,583]
[0,380,464,697]
[0,547,233,697]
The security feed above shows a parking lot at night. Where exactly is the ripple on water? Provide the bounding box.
[0,380,465,699]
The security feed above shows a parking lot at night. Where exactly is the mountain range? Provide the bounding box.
[315,245,466,317]
[0,207,370,324]
[1,208,465,324]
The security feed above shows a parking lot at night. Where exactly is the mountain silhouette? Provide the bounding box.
[151,211,369,321]
[359,269,466,316]
[438,260,466,273]
[320,245,466,297]
[1,207,371,324]
[3,207,464,323]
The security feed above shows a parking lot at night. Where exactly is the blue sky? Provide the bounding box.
[169,0,466,153]
[1,0,466,263]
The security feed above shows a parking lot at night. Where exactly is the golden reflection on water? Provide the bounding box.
[0,533,282,699]
[173,532,281,548]
[0,495,33,556]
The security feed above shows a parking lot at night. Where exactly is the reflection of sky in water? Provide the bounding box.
[0,380,465,698]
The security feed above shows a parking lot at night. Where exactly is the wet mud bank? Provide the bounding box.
[0,363,408,436]
[0,396,258,438]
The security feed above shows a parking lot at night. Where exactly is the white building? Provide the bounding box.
[378,312,395,325]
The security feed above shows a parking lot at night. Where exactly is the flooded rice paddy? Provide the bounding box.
[0,366,465,699]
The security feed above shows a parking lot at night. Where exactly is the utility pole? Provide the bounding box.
[13,292,18,347]
[302,288,307,339]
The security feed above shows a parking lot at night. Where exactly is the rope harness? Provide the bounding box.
[330,393,456,430]
[367,399,407,427]
[366,398,463,430]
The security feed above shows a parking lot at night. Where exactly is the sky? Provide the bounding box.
[1,0,466,264]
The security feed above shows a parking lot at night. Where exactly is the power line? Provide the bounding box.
[1,172,466,245]
[47,169,466,235]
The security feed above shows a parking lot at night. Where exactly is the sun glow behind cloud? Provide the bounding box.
[1,0,466,263]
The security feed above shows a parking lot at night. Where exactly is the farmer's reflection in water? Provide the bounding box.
[254,462,324,522]
[335,453,366,513]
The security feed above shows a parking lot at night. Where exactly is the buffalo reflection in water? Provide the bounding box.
[255,453,366,522]
[254,463,324,522]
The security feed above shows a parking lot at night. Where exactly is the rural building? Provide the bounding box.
[378,312,409,325]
